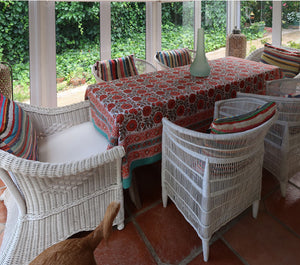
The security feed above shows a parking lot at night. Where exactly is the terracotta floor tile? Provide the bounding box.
[188,240,244,265]
[136,202,202,264]
[261,169,279,198]
[264,183,300,235]
[223,211,300,265]
[94,222,156,265]
[289,172,300,189]
[0,201,7,223]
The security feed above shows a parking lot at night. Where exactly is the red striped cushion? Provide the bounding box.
[95,54,138,81]
[0,94,38,160]
[260,43,300,78]
[156,48,192,68]
[210,101,276,134]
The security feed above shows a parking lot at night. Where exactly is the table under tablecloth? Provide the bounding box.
[85,56,282,188]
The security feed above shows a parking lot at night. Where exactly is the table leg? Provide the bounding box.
[128,171,142,209]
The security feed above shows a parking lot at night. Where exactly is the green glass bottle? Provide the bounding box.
[190,28,211,77]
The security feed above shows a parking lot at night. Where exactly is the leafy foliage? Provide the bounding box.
[1,1,299,102]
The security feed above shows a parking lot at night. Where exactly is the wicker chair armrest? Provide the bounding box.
[0,146,125,178]
[135,58,157,74]
[91,63,103,83]
[17,100,91,137]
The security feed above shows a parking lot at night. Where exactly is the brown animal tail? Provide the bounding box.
[85,201,120,250]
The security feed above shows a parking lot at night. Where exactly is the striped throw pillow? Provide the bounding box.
[0,94,38,160]
[156,48,192,68]
[210,101,276,134]
[260,43,300,78]
[95,54,138,81]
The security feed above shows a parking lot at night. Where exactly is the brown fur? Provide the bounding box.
[29,202,120,265]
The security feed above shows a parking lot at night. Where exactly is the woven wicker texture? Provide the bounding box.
[91,58,156,83]
[246,46,300,78]
[238,78,300,197]
[0,100,125,265]
[0,62,13,99]
[161,98,278,262]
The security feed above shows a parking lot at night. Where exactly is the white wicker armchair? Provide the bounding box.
[246,46,300,78]
[91,57,156,83]
[237,78,300,197]
[0,100,125,265]
[161,98,278,262]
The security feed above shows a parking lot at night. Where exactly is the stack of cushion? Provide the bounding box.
[260,43,300,78]
[95,54,138,81]
[156,48,192,68]
[0,93,38,160]
[210,101,277,134]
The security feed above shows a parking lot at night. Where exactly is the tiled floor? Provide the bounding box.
[1,163,300,265]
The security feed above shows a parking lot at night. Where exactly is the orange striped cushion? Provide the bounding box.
[210,101,276,134]
[0,94,38,160]
[95,54,138,81]
[260,43,300,78]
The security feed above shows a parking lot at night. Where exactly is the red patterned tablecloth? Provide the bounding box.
[85,57,281,188]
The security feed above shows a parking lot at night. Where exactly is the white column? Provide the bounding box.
[227,0,241,35]
[272,0,282,46]
[29,1,56,107]
[146,2,161,64]
[100,2,111,60]
[194,0,201,49]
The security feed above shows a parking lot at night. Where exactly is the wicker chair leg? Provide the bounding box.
[162,187,168,208]
[280,181,287,197]
[252,200,260,219]
[202,238,210,262]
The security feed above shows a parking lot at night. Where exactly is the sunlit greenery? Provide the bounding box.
[1,1,299,102]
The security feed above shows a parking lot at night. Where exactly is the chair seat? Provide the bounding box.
[39,121,109,163]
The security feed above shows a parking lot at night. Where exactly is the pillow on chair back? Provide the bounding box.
[0,93,38,160]
[260,43,300,78]
[95,54,138,81]
[156,48,192,68]
[210,101,276,134]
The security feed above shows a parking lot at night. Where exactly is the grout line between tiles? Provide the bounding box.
[263,200,300,240]
[220,236,251,265]
[132,217,163,265]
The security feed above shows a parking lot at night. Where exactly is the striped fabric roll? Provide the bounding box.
[0,94,38,160]
[95,54,139,81]
[156,48,192,68]
[260,43,300,78]
[210,101,277,134]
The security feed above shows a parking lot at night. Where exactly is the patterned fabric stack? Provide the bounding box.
[95,54,138,81]
[155,48,192,68]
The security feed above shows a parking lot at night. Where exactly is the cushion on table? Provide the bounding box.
[210,101,277,134]
[39,121,109,163]
[95,54,138,81]
[156,48,192,68]
[260,43,300,78]
[0,93,38,160]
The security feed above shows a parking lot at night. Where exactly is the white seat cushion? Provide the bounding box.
[39,122,109,163]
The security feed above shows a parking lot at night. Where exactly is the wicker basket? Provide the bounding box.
[0,62,13,100]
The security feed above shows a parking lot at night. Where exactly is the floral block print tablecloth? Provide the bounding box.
[85,56,281,189]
